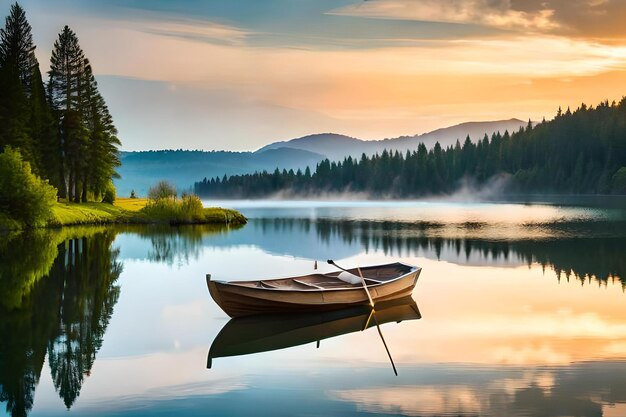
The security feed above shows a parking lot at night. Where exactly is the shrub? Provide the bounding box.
[0,147,58,227]
[140,194,205,223]
[148,180,177,201]
[180,194,204,218]
[102,181,116,204]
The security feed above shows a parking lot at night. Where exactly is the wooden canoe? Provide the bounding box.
[207,295,421,368]
[206,262,421,317]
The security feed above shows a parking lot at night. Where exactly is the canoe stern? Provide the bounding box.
[207,274,227,315]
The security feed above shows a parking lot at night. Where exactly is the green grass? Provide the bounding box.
[1,197,247,230]
[203,207,247,224]
[50,201,134,226]
[114,197,149,211]
[0,198,246,230]
[136,195,247,225]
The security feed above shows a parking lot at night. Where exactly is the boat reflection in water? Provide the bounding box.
[207,296,421,372]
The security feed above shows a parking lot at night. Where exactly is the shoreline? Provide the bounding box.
[201,194,626,209]
[0,198,247,231]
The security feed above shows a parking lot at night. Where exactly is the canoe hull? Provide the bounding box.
[208,266,421,317]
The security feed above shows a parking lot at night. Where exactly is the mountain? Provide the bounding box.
[256,119,527,160]
[114,147,324,197]
[389,119,529,149]
[256,133,363,160]
[116,119,527,197]
[198,100,626,198]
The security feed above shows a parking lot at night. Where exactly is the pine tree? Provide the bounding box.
[0,2,36,93]
[48,26,120,202]
[195,99,626,198]
[79,61,120,201]
[30,63,60,187]
[48,26,85,113]
[0,2,38,169]
[0,5,121,204]
[48,26,86,200]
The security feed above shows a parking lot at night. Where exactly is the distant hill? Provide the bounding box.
[257,119,527,160]
[116,119,527,196]
[115,147,324,197]
[256,133,363,160]
[197,100,626,198]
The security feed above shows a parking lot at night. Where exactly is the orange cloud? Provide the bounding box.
[331,0,626,43]
[28,2,626,148]
[330,0,561,33]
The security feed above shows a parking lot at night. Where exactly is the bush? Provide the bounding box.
[148,180,177,201]
[140,194,205,223]
[0,147,58,227]
[180,194,203,217]
[102,181,116,204]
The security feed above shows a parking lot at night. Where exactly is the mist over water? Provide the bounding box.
[207,198,626,239]
[434,173,512,202]
[224,173,514,203]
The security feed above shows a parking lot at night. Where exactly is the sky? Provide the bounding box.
[6,0,626,151]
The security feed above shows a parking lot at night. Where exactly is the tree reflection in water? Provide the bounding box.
[0,224,236,416]
[127,224,240,266]
[304,218,626,287]
[0,229,122,416]
[46,232,122,409]
[0,218,625,416]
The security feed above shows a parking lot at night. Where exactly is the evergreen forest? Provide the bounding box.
[0,3,120,203]
[195,101,626,198]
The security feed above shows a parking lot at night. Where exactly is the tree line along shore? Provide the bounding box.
[0,3,245,230]
[196,101,626,198]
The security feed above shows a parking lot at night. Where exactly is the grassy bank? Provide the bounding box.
[1,198,246,230]
[50,201,134,226]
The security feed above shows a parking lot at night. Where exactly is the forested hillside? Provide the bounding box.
[195,101,626,198]
[256,119,527,160]
[115,147,324,196]
[115,120,527,196]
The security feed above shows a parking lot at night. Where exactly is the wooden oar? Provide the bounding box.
[327,260,397,375]
[327,260,374,307]
[370,309,398,376]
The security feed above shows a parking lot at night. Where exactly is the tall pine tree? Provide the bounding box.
[0,2,36,92]
[48,26,119,202]
[0,2,37,170]
[48,26,86,200]
[80,61,120,201]
[0,4,121,204]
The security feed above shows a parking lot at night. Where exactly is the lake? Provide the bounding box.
[2,199,626,417]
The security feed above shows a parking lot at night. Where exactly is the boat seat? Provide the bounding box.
[259,281,279,289]
[293,279,324,290]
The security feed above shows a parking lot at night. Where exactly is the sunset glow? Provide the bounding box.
[14,0,626,149]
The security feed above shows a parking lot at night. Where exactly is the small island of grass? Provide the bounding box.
[48,197,246,228]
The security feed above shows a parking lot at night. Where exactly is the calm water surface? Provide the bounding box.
[2,200,626,416]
